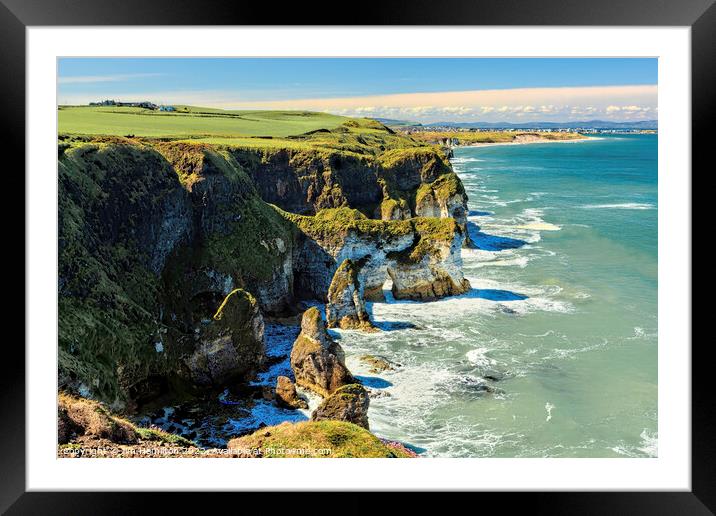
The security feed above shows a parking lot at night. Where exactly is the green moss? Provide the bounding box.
[58,142,191,401]
[332,383,366,397]
[213,288,256,321]
[227,420,410,458]
[415,172,465,208]
[278,207,413,245]
[391,217,459,265]
[328,259,358,299]
[200,195,294,281]
[377,146,451,172]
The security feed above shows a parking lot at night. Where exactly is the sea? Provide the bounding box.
[331,134,659,457]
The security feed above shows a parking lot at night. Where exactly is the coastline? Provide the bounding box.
[457,136,598,149]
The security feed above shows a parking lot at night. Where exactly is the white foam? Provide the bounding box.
[611,429,658,458]
[466,348,496,367]
[451,157,484,163]
[580,203,655,210]
[545,402,555,422]
[513,222,561,231]
[226,399,307,434]
[638,429,658,457]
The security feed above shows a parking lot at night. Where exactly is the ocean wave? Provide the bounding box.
[466,347,496,367]
[638,429,658,457]
[451,157,484,163]
[513,221,561,231]
[580,203,655,210]
[611,429,658,458]
[471,255,530,269]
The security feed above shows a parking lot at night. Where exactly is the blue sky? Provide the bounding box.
[58,58,658,122]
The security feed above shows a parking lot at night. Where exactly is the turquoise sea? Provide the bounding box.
[335,134,658,457]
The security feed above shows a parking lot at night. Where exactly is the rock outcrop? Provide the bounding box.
[359,355,399,374]
[275,375,308,409]
[226,420,414,458]
[310,383,370,430]
[185,289,265,387]
[58,392,197,453]
[415,172,468,226]
[289,307,355,397]
[284,208,471,304]
[58,392,139,444]
[326,259,375,331]
[386,219,471,301]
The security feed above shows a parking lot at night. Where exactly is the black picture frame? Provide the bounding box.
[3,0,710,513]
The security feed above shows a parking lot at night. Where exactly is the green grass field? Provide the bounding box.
[58,105,427,156]
[58,105,347,139]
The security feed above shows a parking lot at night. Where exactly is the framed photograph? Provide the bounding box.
[5,0,711,512]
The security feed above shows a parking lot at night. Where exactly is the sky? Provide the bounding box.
[58,58,658,123]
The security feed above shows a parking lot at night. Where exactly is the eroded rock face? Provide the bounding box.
[415,179,468,226]
[414,172,470,245]
[290,307,354,397]
[310,383,370,430]
[326,259,375,331]
[186,289,265,387]
[230,148,383,215]
[275,375,308,409]
[388,221,471,301]
[286,208,469,305]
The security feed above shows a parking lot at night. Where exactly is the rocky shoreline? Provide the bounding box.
[458,135,592,148]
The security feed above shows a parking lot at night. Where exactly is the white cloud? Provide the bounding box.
[58,84,658,122]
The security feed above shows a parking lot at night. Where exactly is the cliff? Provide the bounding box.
[57,118,472,409]
[58,138,294,406]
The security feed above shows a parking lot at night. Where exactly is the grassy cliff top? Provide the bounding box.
[227,420,414,458]
[58,106,346,138]
[279,207,414,243]
[58,105,425,156]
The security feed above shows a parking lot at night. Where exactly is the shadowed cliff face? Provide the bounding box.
[229,145,467,225]
[230,148,383,216]
[58,139,294,405]
[57,135,471,407]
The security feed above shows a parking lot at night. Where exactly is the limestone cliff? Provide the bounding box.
[282,208,470,325]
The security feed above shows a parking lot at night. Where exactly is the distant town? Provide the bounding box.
[402,125,657,135]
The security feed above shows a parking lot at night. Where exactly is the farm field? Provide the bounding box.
[58,105,347,139]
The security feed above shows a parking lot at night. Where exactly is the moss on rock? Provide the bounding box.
[58,392,196,448]
[326,259,375,331]
[311,383,370,429]
[185,288,265,386]
[226,420,410,458]
[290,308,354,397]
